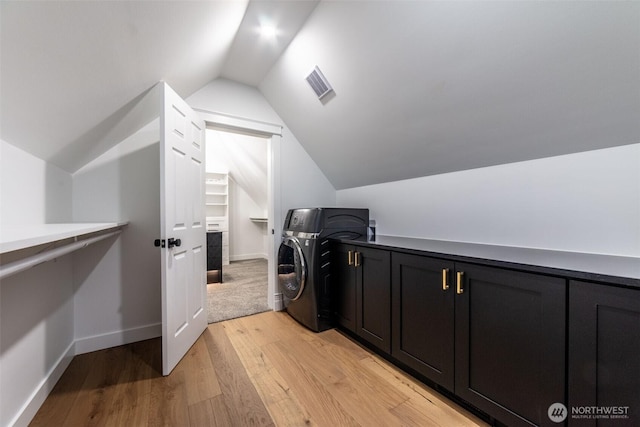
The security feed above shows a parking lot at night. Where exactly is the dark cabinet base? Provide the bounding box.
[332,238,637,427]
[569,281,640,426]
[454,263,565,427]
[356,247,391,353]
[392,253,455,391]
[207,232,223,283]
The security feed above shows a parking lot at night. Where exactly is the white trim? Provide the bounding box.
[10,341,76,427]
[200,113,282,312]
[273,292,285,312]
[74,323,162,355]
[229,253,268,262]
[194,108,282,137]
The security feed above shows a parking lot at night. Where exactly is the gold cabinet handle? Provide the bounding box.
[348,250,354,266]
[456,271,465,294]
[354,251,361,267]
[442,268,449,291]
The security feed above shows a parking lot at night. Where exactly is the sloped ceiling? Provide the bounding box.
[260,1,640,189]
[0,0,316,173]
[1,1,639,190]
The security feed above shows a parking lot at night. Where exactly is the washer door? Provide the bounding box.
[277,237,307,301]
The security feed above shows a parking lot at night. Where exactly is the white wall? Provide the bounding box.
[188,78,337,218]
[228,177,268,260]
[1,139,72,224]
[337,144,640,257]
[72,119,161,352]
[0,140,75,427]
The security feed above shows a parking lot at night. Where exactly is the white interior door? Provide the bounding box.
[160,82,207,375]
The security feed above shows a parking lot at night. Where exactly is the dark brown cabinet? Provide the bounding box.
[391,253,455,390]
[206,231,223,280]
[392,254,566,427]
[356,246,391,353]
[454,262,566,427]
[569,281,640,426]
[333,243,391,352]
[332,244,357,332]
[331,237,640,427]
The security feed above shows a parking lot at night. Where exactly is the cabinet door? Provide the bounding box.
[332,243,357,332]
[206,232,222,271]
[569,281,640,426]
[392,253,455,390]
[454,263,565,427]
[356,246,391,353]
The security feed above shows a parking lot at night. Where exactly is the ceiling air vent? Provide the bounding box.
[306,66,333,99]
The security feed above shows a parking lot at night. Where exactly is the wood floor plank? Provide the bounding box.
[306,334,411,411]
[29,351,98,427]
[273,337,346,385]
[224,316,271,376]
[187,399,217,427]
[225,317,317,426]
[146,368,189,427]
[176,335,222,405]
[250,369,316,427]
[321,329,372,360]
[360,356,487,426]
[187,396,234,427]
[272,310,319,342]
[203,323,274,427]
[261,337,360,426]
[32,311,489,427]
[109,339,159,426]
[61,346,132,426]
[208,394,235,427]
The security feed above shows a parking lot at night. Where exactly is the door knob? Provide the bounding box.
[168,238,182,248]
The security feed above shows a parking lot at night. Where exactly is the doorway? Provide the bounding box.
[204,128,271,323]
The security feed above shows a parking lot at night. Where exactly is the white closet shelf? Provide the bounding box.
[0,222,128,280]
[0,222,128,254]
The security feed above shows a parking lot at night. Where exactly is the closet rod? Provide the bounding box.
[0,230,122,280]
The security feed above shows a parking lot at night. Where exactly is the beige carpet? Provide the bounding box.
[207,258,270,323]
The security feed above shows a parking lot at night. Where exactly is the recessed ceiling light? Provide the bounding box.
[259,24,277,39]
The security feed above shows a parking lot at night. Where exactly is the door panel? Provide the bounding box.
[190,156,204,228]
[569,281,640,426]
[454,263,565,427]
[161,82,207,375]
[391,253,455,391]
[356,247,391,353]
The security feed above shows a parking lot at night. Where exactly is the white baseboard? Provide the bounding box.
[230,253,268,262]
[74,323,162,355]
[273,292,285,311]
[12,323,162,426]
[11,341,76,427]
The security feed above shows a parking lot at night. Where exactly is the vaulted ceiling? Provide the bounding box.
[2,1,638,189]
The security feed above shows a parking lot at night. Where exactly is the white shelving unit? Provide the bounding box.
[205,172,229,265]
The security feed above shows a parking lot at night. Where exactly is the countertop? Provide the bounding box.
[336,235,640,288]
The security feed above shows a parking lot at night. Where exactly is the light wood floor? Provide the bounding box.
[30,311,487,426]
